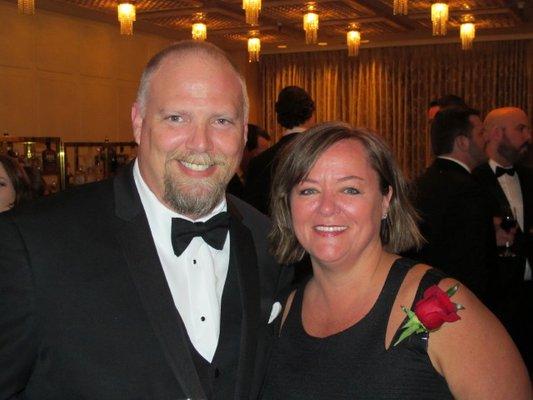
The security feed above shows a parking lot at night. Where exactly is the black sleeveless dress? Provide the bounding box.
[261,258,454,399]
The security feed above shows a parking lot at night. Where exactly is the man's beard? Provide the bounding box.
[163,151,235,218]
[498,132,530,164]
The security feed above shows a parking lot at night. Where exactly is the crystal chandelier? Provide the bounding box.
[460,15,475,50]
[346,24,361,57]
[243,0,261,25]
[191,13,207,41]
[393,0,408,15]
[18,0,34,15]
[117,2,136,35]
[431,2,448,36]
[248,33,261,62]
[303,3,319,45]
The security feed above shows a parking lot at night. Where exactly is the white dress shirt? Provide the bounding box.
[133,160,230,361]
[489,159,531,280]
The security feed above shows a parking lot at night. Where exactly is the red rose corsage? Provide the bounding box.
[393,284,464,346]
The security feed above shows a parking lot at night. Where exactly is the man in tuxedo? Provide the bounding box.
[473,106,532,373]
[0,41,290,399]
[244,86,315,216]
[412,106,495,302]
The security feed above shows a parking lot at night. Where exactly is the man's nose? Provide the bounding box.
[187,123,211,152]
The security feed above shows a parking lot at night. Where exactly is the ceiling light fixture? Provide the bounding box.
[248,31,261,62]
[431,2,448,36]
[243,0,261,25]
[460,14,475,50]
[303,3,319,45]
[18,0,34,15]
[346,23,361,57]
[191,12,207,41]
[393,0,408,15]
[117,2,136,35]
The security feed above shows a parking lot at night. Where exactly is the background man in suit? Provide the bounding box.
[473,106,532,374]
[244,86,315,215]
[412,106,495,303]
[226,124,270,199]
[0,41,289,399]
[427,94,467,123]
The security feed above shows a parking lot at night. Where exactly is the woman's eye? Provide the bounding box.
[343,187,360,195]
[299,188,317,195]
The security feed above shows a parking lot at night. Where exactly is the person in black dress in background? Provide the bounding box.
[261,122,530,399]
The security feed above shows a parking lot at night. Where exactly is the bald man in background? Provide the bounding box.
[473,106,532,375]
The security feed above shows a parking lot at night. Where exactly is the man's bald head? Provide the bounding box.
[484,107,531,166]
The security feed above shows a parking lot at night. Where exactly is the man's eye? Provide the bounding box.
[167,115,183,122]
[343,187,360,195]
[215,118,233,125]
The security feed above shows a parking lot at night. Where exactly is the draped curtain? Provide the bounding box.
[260,40,532,178]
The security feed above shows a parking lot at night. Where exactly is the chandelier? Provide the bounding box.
[346,24,361,57]
[248,32,261,62]
[191,13,207,41]
[243,0,261,25]
[18,0,34,15]
[303,3,319,45]
[393,0,408,15]
[117,2,136,35]
[431,2,448,36]
[460,15,475,50]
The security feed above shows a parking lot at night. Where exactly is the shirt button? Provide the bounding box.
[201,316,206,321]
[193,259,197,265]
[214,368,220,378]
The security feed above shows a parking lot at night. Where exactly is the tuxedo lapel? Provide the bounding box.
[227,200,261,400]
[475,163,510,212]
[112,165,205,399]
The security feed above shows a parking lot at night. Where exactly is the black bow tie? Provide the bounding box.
[495,166,515,178]
[171,212,230,257]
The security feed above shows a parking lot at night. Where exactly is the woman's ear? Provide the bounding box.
[382,185,393,219]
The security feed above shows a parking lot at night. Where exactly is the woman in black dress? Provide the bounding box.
[261,122,530,399]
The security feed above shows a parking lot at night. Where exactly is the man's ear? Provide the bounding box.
[455,135,469,152]
[131,102,143,145]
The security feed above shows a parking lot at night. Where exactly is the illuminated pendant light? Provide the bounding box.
[117,2,136,35]
[18,0,34,15]
[243,0,261,25]
[191,12,207,41]
[346,24,361,57]
[248,32,261,62]
[303,3,319,45]
[431,2,448,36]
[460,15,475,50]
[393,0,408,15]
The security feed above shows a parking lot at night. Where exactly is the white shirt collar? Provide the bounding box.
[283,126,307,136]
[437,156,471,173]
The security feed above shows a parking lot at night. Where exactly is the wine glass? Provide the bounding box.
[499,206,517,258]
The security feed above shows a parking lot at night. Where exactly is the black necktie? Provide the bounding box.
[171,212,230,257]
[495,166,515,178]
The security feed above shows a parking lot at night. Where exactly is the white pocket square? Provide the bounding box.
[268,302,282,324]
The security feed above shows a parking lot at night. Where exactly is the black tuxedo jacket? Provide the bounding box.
[411,158,496,301]
[0,164,290,399]
[244,133,299,215]
[473,163,533,280]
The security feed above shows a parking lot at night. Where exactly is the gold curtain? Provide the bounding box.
[260,40,532,178]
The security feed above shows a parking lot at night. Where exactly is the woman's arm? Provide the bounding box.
[429,278,531,400]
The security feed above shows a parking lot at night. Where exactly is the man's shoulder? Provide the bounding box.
[228,194,270,231]
[10,179,115,226]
